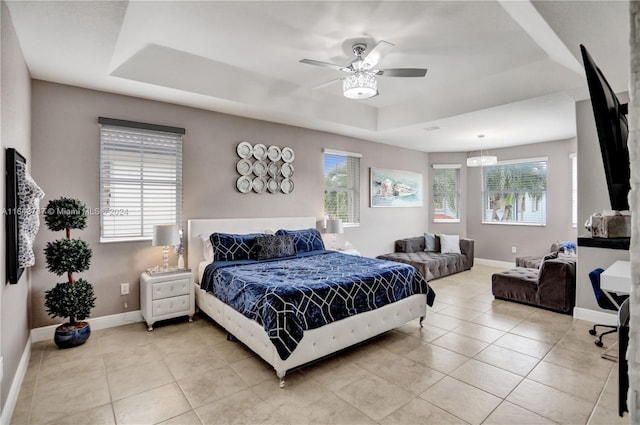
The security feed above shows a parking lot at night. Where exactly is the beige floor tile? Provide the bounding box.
[46,403,115,425]
[157,410,203,425]
[528,360,606,403]
[301,359,371,392]
[405,343,470,374]
[424,311,466,331]
[164,346,228,380]
[395,322,449,343]
[113,382,191,425]
[30,372,111,425]
[588,405,629,425]
[229,356,275,386]
[419,376,501,425]
[432,332,489,357]
[374,330,428,354]
[195,389,290,425]
[507,379,595,424]
[285,392,378,425]
[355,348,445,395]
[438,305,483,321]
[489,302,536,319]
[543,346,614,379]
[450,359,522,398]
[98,328,153,354]
[474,345,540,376]
[38,351,105,383]
[36,368,107,398]
[40,338,102,368]
[103,343,163,372]
[469,313,521,332]
[251,371,331,406]
[335,374,412,421]
[177,365,249,408]
[494,333,553,358]
[379,398,467,425]
[210,340,256,363]
[107,359,175,400]
[509,321,568,344]
[452,322,506,343]
[483,401,556,425]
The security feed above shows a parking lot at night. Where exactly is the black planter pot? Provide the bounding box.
[54,321,91,348]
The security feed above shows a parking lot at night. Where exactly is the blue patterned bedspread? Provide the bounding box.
[201,251,435,360]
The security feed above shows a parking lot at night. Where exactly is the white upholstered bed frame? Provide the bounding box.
[187,217,427,387]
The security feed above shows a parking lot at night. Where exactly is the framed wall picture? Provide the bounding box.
[370,167,423,208]
[6,148,26,284]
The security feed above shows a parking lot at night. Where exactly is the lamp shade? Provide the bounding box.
[326,219,344,234]
[152,224,179,246]
[466,155,498,167]
[343,72,377,99]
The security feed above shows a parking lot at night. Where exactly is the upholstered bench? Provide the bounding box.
[491,257,576,314]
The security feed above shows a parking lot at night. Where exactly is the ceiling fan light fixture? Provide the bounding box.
[343,72,377,99]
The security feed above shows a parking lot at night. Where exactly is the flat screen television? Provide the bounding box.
[580,44,630,212]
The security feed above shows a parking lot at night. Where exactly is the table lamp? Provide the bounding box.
[325,218,344,250]
[152,224,179,271]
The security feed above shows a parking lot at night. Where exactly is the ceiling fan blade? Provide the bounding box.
[312,77,343,89]
[376,68,428,77]
[361,40,394,69]
[299,59,351,73]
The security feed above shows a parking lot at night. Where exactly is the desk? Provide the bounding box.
[601,260,631,295]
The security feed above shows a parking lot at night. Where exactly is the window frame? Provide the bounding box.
[323,148,361,227]
[98,117,184,243]
[481,156,548,227]
[431,164,461,223]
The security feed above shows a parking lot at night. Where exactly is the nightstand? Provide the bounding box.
[140,270,195,331]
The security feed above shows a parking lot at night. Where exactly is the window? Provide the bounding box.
[571,153,577,228]
[432,164,460,222]
[323,149,361,226]
[99,117,184,242]
[482,157,547,225]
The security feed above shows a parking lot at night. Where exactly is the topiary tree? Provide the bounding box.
[43,197,95,327]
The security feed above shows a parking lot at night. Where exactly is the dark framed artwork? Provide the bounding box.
[6,148,26,284]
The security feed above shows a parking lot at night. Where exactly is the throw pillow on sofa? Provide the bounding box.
[424,232,437,252]
[440,234,461,254]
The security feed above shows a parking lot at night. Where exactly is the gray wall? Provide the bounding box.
[575,95,630,312]
[1,0,32,411]
[466,138,577,262]
[30,81,430,328]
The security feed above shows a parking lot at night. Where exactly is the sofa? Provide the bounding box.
[515,241,562,269]
[491,256,576,314]
[377,235,474,280]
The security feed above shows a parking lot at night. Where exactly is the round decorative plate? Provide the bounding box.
[252,176,268,193]
[267,178,280,193]
[253,143,268,161]
[236,175,252,193]
[267,145,281,162]
[281,178,294,194]
[236,142,253,159]
[281,163,294,178]
[253,160,268,177]
[268,162,280,177]
[236,159,253,176]
[281,147,295,163]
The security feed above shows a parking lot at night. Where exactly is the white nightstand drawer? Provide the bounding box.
[152,278,190,300]
[152,294,190,317]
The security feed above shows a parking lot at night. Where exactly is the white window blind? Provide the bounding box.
[323,149,361,226]
[482,157,547,225]
[570,153,577,228]
[99,118,184,242]
[432,164,460,222]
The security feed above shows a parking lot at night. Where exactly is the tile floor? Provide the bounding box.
[11,264,630,425]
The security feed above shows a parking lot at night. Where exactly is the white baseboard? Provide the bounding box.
[573,307,617,326]
[1,337,31,425]
[475,258,515,269]
[31,310,143,343]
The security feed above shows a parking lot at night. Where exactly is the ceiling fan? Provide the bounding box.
[299,40,428,99]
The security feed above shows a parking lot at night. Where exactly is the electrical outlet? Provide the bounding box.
[120,283,129,295]
[511,246,517,254]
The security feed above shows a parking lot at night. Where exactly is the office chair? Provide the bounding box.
[588,268,629,347]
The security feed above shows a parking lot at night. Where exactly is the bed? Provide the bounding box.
[187,217,435,387]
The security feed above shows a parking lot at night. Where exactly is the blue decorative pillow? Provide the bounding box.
[253,235,296,261]
[424,232,437,252]
[275,228,325,253]
[210,232,265,262]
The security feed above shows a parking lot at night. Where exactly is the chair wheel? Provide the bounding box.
[589,329,597,335]
[595,341,604,347]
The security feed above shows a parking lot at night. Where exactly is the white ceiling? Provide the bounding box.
[6,1,630,152]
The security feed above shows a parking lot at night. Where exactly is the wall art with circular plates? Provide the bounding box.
[236,142,295,194]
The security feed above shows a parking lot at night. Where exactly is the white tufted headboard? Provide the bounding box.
[187,217,317,280]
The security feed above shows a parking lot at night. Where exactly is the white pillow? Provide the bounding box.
[200,234,214,263]
[439,234,461,254]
